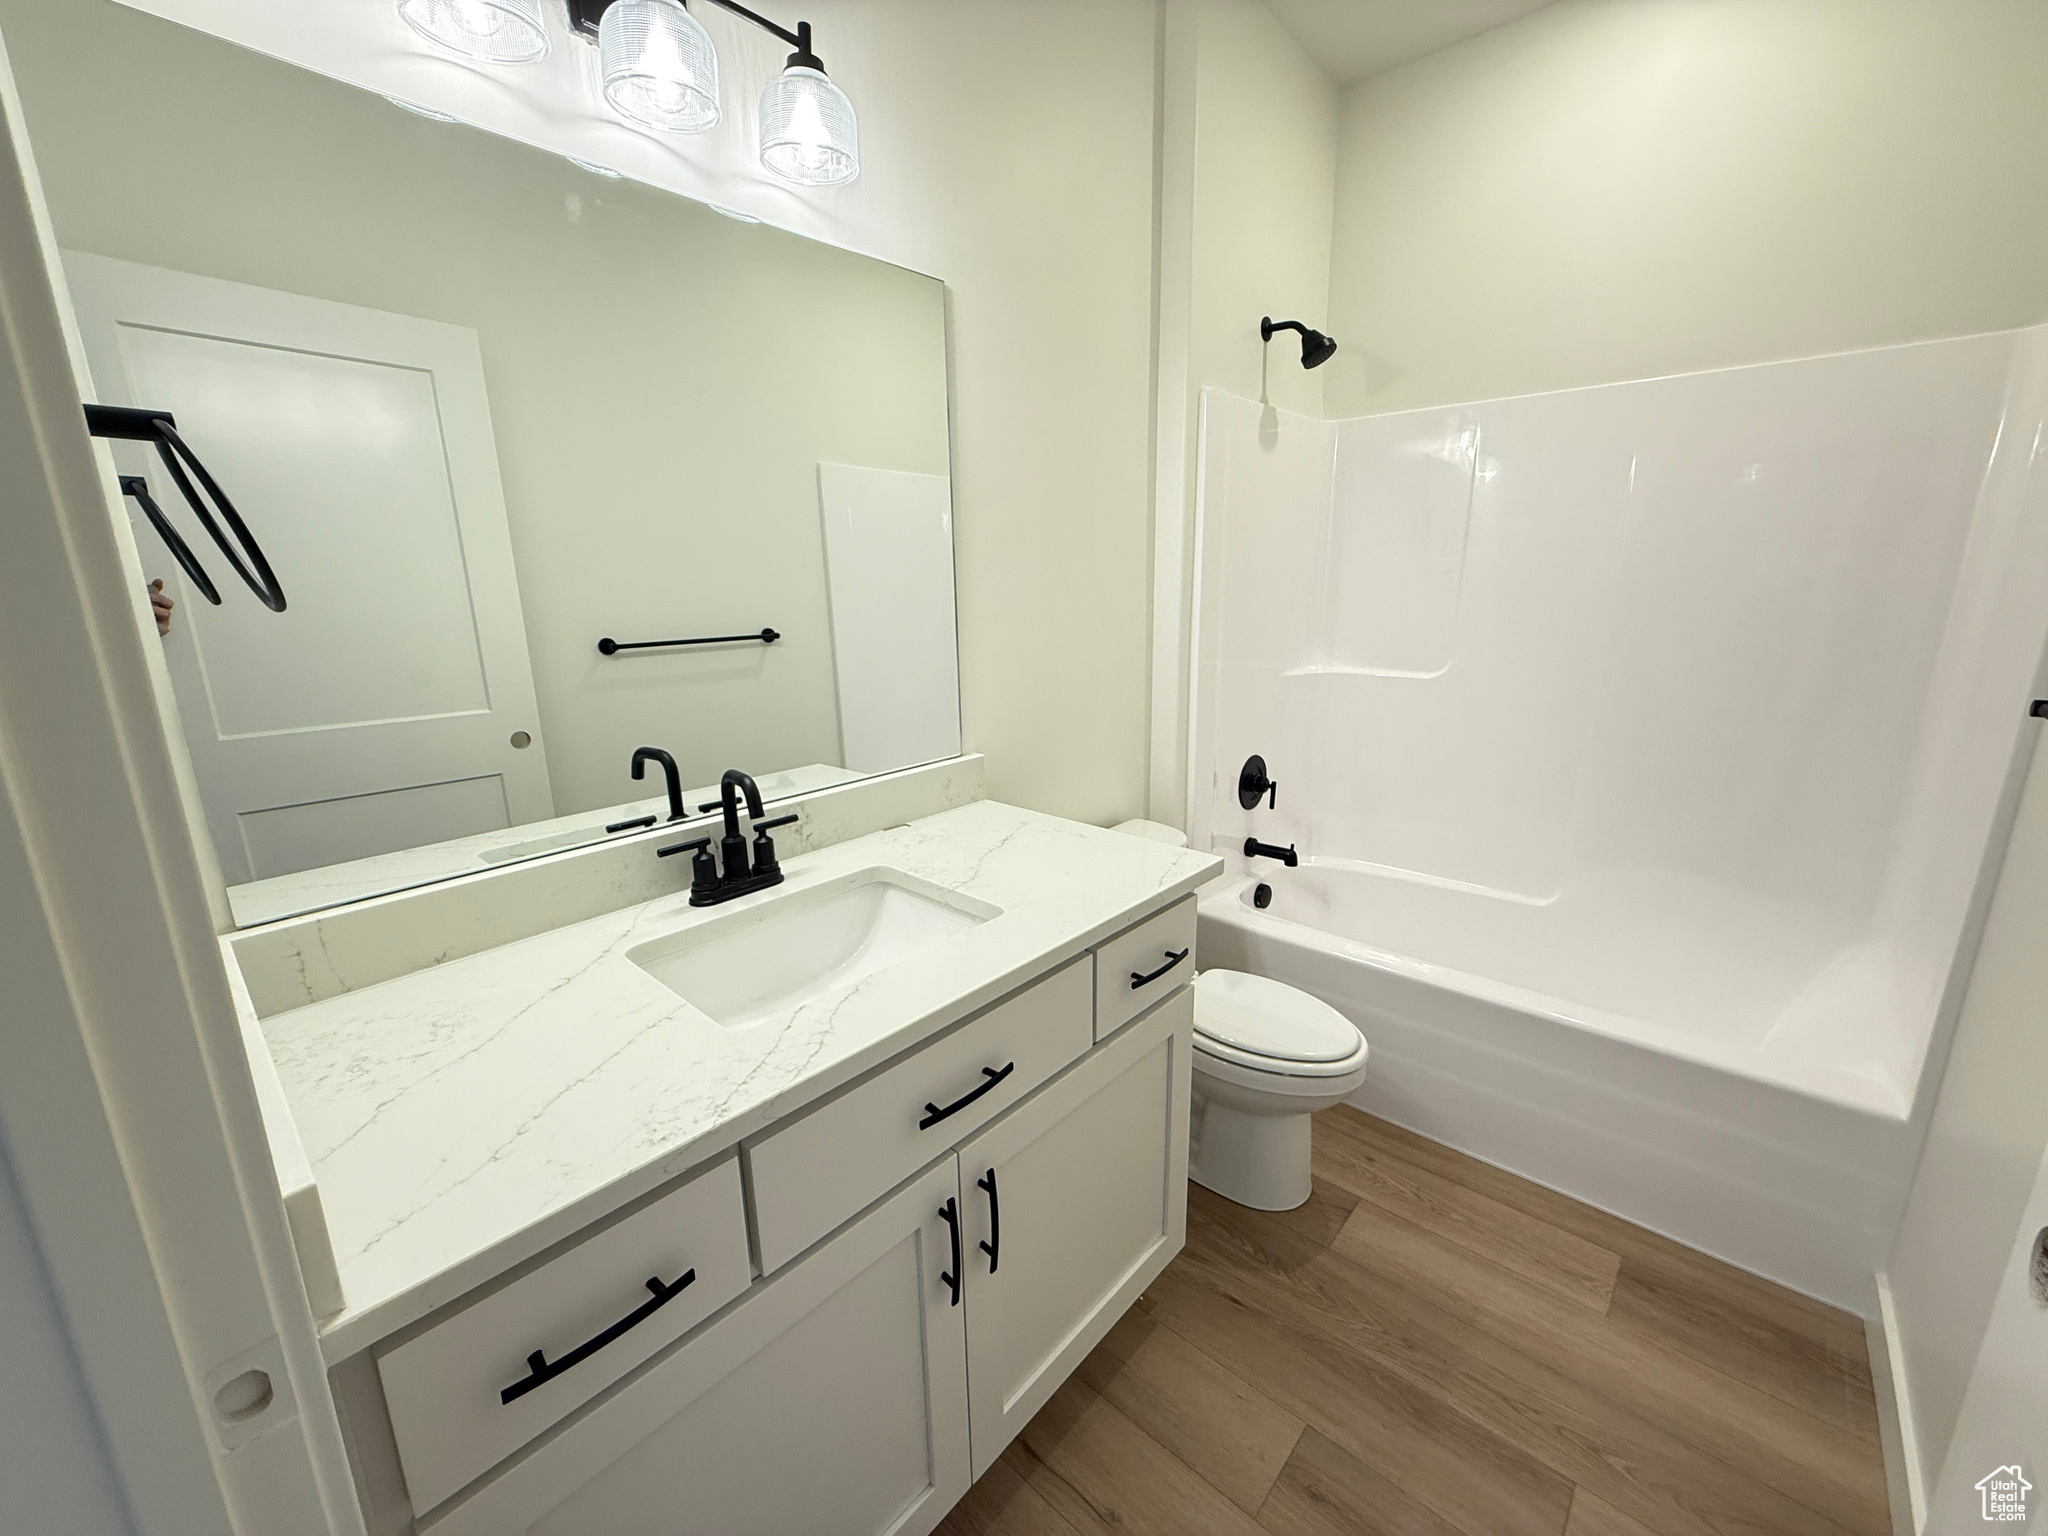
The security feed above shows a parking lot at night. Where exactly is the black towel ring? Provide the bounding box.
[119,475,220,605]
[85,404,286,613]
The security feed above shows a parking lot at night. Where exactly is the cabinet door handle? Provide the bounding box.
[919,1062,1015,1130]
[938,1197,962,1306]
[499,1270,696,1405]
[977,1168,1000,1274]
[1130,948,1189,990]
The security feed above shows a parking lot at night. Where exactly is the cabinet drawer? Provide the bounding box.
[748,956,1093,1274]
[377,1153,751,1516]
[417,1158,969,1536]
[1092,896,1196,1040]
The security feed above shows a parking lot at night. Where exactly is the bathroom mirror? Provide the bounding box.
[6,0,959,925]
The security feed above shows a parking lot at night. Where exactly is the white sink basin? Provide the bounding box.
[627,868,1001,1027]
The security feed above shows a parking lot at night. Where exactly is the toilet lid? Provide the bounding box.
[1193,970,1362,1065]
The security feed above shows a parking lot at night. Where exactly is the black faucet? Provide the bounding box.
[1244,837,1299,868]
[630,746,686,822]
[657,768,800,906]
[716,768,766,879]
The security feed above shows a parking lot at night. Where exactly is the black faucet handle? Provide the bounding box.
[660,836,723,900]
[750,814,797,880]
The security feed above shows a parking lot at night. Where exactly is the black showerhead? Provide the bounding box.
[1261,316,1337,370]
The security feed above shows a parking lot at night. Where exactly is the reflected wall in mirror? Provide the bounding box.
[7,0,959,926]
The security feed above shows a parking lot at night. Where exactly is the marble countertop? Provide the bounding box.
[258,800,1220,1360]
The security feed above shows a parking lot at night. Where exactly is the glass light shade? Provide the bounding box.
[759,65,858,186]
[396,0,548,64]
[601,0,720,134]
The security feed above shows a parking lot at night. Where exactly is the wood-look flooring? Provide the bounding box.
[936,1105,1889,1536]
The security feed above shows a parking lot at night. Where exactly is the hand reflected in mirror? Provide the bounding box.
[149,578,174,637]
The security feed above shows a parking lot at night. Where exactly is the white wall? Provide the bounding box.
[1324,0,2048,414]
[1923,1130,2048,1533]
[0,1136,138,1534]
[61,0,1161,829]
[1152,0,1336,823]
[1888,716,2048,1508]
[1188,0,1337,420]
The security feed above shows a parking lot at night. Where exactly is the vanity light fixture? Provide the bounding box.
[396,0,549,63]
[568,0,859,185]
[596,0,721,133]
[758,46,858,187]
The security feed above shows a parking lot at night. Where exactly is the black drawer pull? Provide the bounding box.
[919,1062,1015,1130]
[938,1197,962,1306]
[499,1269,696,1405]
[1130,948,1190,990]
[977,1168,1001,1274]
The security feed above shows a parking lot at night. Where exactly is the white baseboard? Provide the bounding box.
[1868,1271,1927,1536]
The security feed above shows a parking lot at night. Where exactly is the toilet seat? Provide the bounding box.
[1194,970,1367,1079]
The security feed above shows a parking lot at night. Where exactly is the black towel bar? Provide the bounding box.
[598,628,780,655]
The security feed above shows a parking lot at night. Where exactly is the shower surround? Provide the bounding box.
[1189,332,2048,1306]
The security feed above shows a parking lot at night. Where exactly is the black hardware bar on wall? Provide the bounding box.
[597,628,781,656]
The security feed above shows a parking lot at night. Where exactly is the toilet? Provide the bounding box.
[1111,820,1370,1211]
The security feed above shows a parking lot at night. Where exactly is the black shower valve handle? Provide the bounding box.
[1238,754,1278,811]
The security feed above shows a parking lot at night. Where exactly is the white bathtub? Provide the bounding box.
[1197,864,1924,1308]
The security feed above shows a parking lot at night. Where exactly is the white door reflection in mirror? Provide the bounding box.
[64,253,552,884]
[819,463,963,775]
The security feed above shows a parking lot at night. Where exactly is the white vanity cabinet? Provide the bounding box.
[957,986,1193,1474]
[745,956,1096,1274]
[353,893,1200,1535]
